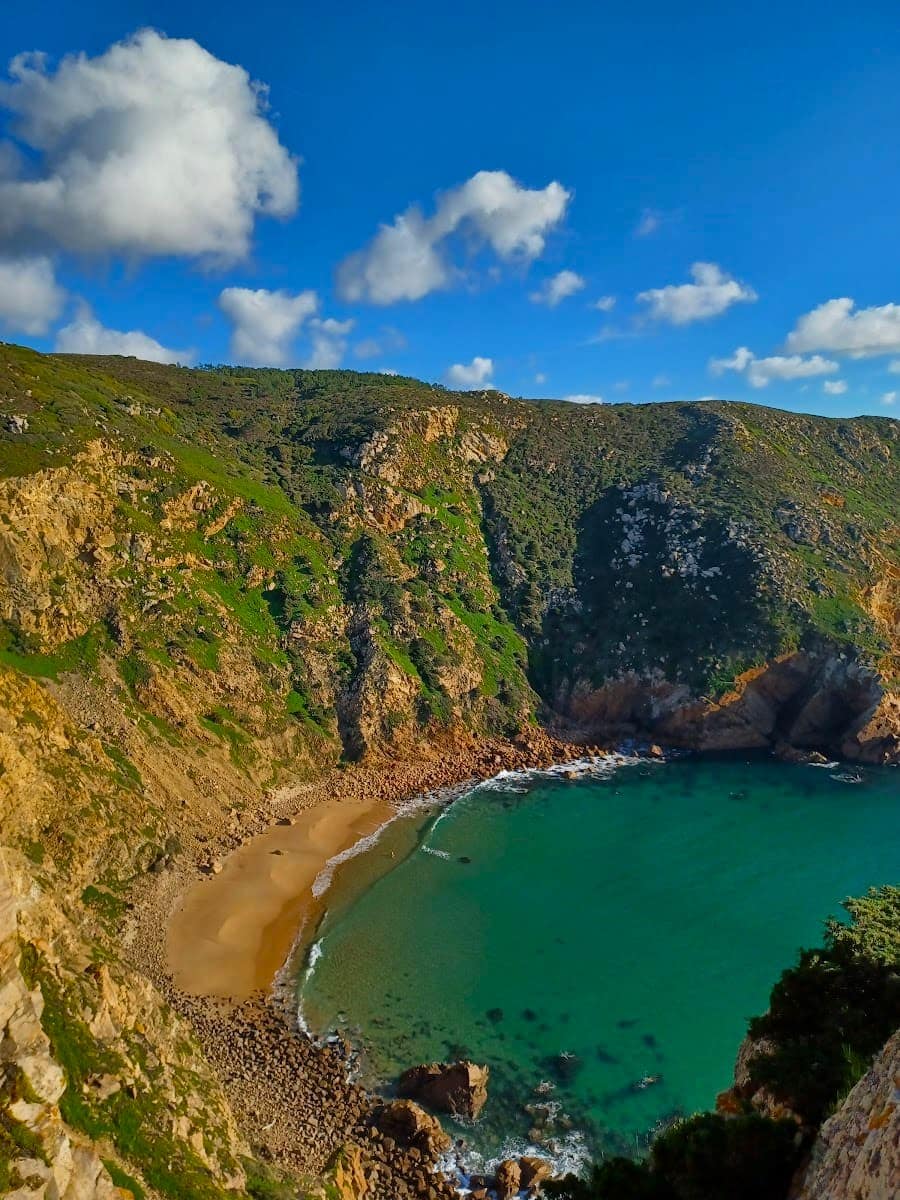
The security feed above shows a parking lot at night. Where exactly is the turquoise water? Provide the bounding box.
[298,755,898,1169]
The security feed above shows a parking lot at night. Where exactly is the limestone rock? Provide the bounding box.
[398,1060,489,1120]
[791,1029,900,1200]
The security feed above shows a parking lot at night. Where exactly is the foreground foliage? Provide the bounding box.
[548,887,899,1200]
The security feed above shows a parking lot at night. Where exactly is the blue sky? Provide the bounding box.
[3,2,900,415]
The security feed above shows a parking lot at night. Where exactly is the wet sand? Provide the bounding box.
[166,791,396,998]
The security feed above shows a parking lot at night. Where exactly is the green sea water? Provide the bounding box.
[297,755,899,1172]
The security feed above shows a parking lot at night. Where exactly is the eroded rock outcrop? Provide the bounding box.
[397,1060,490,1120]
[558,652,899,764]
[791,1029,900,1200]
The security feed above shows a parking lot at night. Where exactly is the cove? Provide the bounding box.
[296,755,899,1170]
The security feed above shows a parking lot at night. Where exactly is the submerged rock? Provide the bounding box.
[397,1060,490,1120]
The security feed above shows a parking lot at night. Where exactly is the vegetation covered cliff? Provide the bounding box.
[0,343,897,1197]
[1,344,897,766]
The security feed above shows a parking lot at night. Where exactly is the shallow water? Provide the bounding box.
[297,755,898,1169]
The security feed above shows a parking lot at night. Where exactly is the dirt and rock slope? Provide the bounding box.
[0,345,897,1196]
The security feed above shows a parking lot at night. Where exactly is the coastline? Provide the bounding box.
[130,728,591,1185]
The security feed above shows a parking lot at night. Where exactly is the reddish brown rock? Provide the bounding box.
[372,1099,451,1159]
[495,1158,522,1199]
[397,1060,489,1120]
[519,1155,553,1191]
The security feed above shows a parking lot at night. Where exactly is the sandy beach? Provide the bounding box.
[166,789,398,998]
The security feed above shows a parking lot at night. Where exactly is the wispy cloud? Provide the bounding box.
[710,346,838,388]
[529,269,585,307]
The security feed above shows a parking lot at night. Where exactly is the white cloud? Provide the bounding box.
[305,316,354,369]
[218,286,318,365]
[446,355,493,388]
[534,372,547,385]
[0,254,65,334]
[337,170,571,304]
[592,295,616,312]
[638,262,757,326]
[787,298,900,358]
[888,360,900,374]
[881,391,897,406]
[54,303,194,363]
[635,209,662,237]
[710,345,838,389]
[0,30,298,263]
[529,269,585,307]
[563,394,604,404]
[823,379,847,395]
[652,373,671,388]
[379,368,398,376]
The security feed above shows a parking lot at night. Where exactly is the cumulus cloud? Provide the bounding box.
[337,170,571,304]
[0,30,298,263]
[0,254,65,334]
[445,355,493,388]
[638,262,757,325]
[882,391,897,406]
[710,345,838,389]
[652,373,671,388]
[562,393,605,404]
[592,295,616,312]
[823,379,847,395]
[529,269,585,307]
[786,298,900,358]
[888,360,900,374]
[54,303,194,363]
[218,286,318,365]
[306,316,354,369]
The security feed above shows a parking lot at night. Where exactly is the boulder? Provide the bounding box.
[495,1158,522,1199]
[373,1099,451,1159]
[397,1060,489,1120]
[519,1155,553,1191]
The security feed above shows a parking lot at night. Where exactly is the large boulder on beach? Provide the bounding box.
[372,1099,451,1159]
[397,1059,490,1120]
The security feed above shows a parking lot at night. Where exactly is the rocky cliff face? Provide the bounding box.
[791,1029,900,1200]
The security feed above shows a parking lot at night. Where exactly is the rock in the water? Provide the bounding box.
[519,1155,553,1191]
[397,1060,489,1120]
[495,1158,522,1199]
